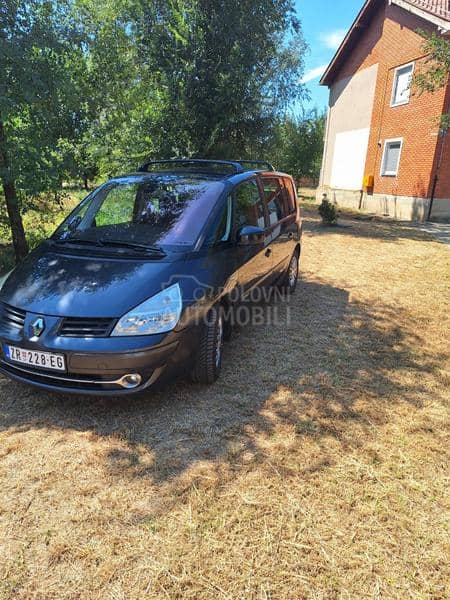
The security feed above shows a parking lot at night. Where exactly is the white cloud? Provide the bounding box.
[301,65,328,84]
[319,29,347,50]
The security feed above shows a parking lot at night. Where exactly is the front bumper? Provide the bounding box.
[0,359,166,395]
[0,327,198,396]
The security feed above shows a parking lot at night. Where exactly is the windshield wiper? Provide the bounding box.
[52,238,167,256]
[53,238,105,247]
[98,240,167,256]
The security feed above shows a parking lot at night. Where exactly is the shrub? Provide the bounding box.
[318,196,337,225]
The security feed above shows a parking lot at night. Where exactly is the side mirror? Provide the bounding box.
[237,225,265,246]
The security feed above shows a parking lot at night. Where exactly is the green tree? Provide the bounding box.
[134,0,308,159]
[415,32,450,128]
[0,0,87,261]
[65,0,309,175]
[268,110,325,183]
[61,137,99,190]
[72,0,160,176]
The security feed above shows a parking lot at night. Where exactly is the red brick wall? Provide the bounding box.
[331,2,449,199]
[433,82,450,199]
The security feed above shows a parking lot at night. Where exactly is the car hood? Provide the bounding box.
[0,245,188,318]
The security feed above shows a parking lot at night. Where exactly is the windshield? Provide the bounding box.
[52,175,225,252]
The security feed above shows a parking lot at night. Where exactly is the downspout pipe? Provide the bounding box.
[428,83,450,222]
[427,174,438,221]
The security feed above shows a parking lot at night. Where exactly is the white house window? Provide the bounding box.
[391,63,414,106]
[381,139,403,176]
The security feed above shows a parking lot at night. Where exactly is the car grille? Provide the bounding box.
[0,303,26,333]
[59,317,116,337]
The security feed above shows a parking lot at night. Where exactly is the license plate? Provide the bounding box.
[4,345,66,371]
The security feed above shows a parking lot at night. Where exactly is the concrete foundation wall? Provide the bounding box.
[429,199,450,221]
[316,186,450,222]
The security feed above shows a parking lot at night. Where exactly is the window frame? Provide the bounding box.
[390,61,415,108]
[283,177,298,215]
[221,194,233,242]
[380,138,403,177]
[201,193,234,249]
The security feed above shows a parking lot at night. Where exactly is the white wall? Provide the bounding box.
[330,128,371,190]
[320,64,378,191]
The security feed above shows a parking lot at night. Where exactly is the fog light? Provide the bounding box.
[119,373,142,389]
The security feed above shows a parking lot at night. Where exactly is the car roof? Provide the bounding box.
[119,158,293,184]
[226,170,293,185]
[112,169,292,186]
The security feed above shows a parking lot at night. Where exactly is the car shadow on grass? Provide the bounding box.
[0,274,446,493]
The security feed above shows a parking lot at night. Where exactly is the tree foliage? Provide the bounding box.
[0,1,89,192]
[415,31,450,129]
[1,0,309,262]
[268,110,325,182]
[0,0,89,257]
[80,0,308,166]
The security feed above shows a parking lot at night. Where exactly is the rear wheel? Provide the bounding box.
[278,250,299,294]
[190,305,224,384]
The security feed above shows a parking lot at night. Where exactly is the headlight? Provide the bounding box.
[111,283,182,336]
[0,269,13,291]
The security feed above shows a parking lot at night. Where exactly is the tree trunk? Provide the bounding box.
[82,173,89,191]
[0,120,28,262]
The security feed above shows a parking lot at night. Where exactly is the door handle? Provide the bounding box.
[265,248,272,257]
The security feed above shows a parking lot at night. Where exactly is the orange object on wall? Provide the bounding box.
[363,174,374,189]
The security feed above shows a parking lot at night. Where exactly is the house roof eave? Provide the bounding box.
[319,0,382,87]
[391,0,450,32]
[320,0,450,87]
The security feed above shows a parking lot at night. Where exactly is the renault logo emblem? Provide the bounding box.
[30,317,45,338]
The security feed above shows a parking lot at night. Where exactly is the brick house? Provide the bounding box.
[317,0,450,221]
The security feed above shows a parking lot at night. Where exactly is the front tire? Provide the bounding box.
[190,306,224,384]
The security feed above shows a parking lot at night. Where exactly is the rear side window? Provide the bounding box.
[234,180,265,230]
[262,178,289,224]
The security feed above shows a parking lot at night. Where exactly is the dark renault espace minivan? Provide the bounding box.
[0,160,302,395]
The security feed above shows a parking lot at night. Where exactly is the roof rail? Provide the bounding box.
[233,160,275,172]
[137,158,276,175]
[137,159,245,175]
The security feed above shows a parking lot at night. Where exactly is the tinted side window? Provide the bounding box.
[262,178,288,224]
[235,180,265,229]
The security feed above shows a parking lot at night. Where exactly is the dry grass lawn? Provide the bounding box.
[0,209,449,598]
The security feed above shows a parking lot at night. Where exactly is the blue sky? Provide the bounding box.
[294,0,364,112]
